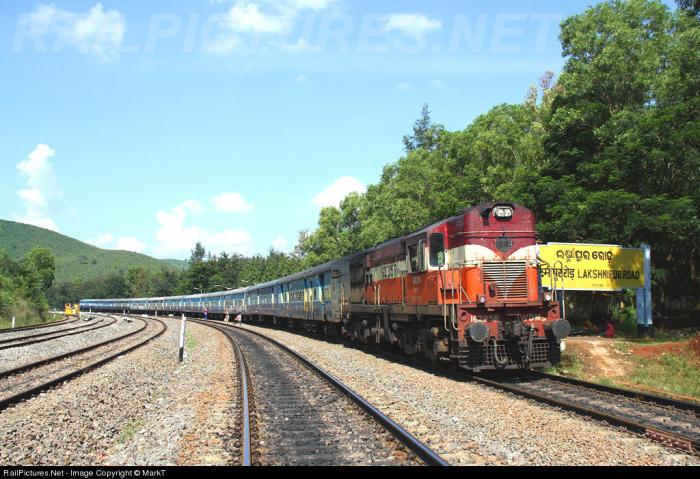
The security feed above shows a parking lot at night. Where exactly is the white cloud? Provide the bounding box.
[14,144,61,232]
[18,188,47,207]
[154,200,252,258]
[431,79,445,88]
[295,73,307,82]
[115,236,148,253]
[272,236,288,250]
[26,3,125,62]
[383,13,441,40]
[206,0,333,54]
[396,82,411,91]
[313,176,366,208]
[211,192,254,213]
[222,1,290,33]
[88,233,114,248]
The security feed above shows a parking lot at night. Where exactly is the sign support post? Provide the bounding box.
[636,243,653,336]
[178,314,187,362]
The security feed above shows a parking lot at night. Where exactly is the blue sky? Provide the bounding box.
[0,0,677,260]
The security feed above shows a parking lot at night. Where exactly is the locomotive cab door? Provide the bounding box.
[406,236,427,274]
[406,235,427,305]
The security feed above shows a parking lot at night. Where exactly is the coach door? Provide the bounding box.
[331,267,343,320]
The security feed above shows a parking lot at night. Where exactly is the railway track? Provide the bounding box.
[0,316,117,351]
[0,317,167,412]
[235,321,700,456]
[469,371,700,454]
[0,317,76,334]
[194,320,448,466]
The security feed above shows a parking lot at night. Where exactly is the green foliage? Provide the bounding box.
[295,0,700,322]
[611,290,639,336]
[0,247,56,322]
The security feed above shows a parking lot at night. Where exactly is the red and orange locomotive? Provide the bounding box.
[343,202,570,371]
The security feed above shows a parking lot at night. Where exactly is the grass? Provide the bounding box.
[622,351,700,399]
[186,330,196,350]
[0,300,64,329]
[547,350,586,379]
[117,419,144,444]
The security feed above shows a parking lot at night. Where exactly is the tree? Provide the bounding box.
[676,0,700,17]
[402,104,443,153]
[25,247,55,291]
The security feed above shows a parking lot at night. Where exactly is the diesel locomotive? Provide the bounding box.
[82,202,570,371]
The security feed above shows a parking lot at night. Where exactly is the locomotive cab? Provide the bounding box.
[444,202,570,370]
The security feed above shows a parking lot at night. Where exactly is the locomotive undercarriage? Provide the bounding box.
[341,313,563,371]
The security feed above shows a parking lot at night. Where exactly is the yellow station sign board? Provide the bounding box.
[538,243,645,291]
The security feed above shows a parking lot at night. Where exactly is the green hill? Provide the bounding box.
[0,219,187,283]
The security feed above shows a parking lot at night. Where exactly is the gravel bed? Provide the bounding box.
[0,316,142,373]
[0,319,238,466]
[238,324,700,466]
[0,318,81,340]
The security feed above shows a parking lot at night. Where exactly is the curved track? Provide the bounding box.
[0,317,167,412]
[0,316,117,351]
[0,317,76,334]
[195,320,448,466]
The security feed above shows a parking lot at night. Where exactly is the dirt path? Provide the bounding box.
[563,337,633,379]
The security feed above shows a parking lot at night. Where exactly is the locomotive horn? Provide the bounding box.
[468,323,490,343]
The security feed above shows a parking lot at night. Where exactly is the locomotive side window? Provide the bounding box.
[429,233,445,267]
[408,240,426,273]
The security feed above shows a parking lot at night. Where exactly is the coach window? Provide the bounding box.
[429,233,445,267]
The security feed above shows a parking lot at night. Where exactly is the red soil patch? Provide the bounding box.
[629,334,700,364]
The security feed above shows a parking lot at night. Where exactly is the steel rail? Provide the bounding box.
[531,370,700,415]
[466,374,699,454]
[0,317,115,351]
[0,317,74,333]
[195,319,449,466]
[0,315,148,380]
[0,318,166,412]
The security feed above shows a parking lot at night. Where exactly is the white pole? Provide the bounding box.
[179,314,187,362]
[11,317,15,329]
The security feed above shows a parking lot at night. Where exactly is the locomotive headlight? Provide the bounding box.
[544,292,552,302]
[494,207,513,219]
[478,295,486,305]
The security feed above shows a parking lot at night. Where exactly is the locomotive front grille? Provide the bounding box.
[482,261,528,300]
[460,339,555,369]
